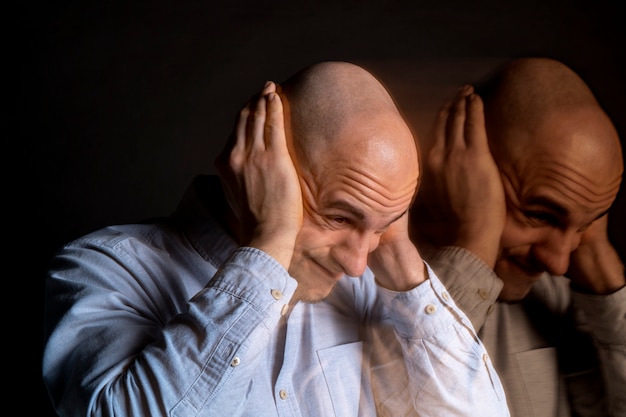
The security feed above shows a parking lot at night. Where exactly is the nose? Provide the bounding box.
[333,231,381,277]
[531,228,582,276]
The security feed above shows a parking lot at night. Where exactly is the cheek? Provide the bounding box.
[500,216,535,250]
[295,218,335,250]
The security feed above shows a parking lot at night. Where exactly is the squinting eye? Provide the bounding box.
[329,217,349,225]
[525,211,559,226]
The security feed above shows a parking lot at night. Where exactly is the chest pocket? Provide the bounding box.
[515,347,566,417]
[317,341,366,417]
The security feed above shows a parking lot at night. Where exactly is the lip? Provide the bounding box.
[313,259,342,281]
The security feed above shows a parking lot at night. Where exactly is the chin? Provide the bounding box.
[495,258,542,303]
[497,283,534,303]
[293,283,336,304]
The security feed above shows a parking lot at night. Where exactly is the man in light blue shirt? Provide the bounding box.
[43,61,510,416]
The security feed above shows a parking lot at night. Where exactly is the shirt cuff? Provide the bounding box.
[209,247,298,311]
[573,284,626,344]
[378,262,477,339]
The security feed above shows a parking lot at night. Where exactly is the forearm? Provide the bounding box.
[422,245,502,331]
[368,221,427,292]
[573,286,626,416]
[43,246,295,417]
[569,240,625,294]
[375,265,510,416]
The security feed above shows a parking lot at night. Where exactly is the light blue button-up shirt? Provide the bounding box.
[43,175,509,417]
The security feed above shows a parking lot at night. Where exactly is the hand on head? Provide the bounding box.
[412,57,624,301]
[567,213,626,294]
[412,85,505,268]
[369,210,428,291]
[216,62,424,299]
[214,81,302,269]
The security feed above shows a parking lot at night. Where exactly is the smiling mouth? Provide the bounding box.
[313,260,342,280]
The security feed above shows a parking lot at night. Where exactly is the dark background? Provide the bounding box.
[17,1,624,415]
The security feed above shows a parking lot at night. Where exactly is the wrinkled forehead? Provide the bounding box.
[313,163,418,224]
[302,136,419,219]
[498,106,623,196]
[503,149,621,221]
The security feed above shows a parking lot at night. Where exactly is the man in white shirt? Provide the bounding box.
[43,61,509,416]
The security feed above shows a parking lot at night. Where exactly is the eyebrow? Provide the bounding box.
[525,197,567,216]
[327,201,407,228]
[525,197,610,221]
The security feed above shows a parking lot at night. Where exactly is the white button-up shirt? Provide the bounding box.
[43,176,509,417]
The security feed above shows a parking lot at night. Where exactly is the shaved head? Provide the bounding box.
[479,57,623,198]
[474,58,625,297]
[277,61,419,189]
[479,58,622,170]
[259,61,421,301]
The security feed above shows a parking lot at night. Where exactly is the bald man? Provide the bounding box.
[411,57,625,416]
[42,61,510,417]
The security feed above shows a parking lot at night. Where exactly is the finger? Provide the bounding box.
[432,99,451,154]
[234,80,271,151]
[245,81,275,110]
[446,93,465,149]
[264,91,286,150]
[262,80,276,96]
[216,99,252,171]
[464,93,489,151]
[446,85,473,149]
[247,93,268,150]
[234,103,251,151]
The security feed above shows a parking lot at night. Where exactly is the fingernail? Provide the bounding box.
[267,92,275,101]
[264,81,272,89]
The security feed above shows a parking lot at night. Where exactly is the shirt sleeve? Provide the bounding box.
[43,233,296,417]
[572,285,626,416]
[423,245,503,331]
[372,263,510,417]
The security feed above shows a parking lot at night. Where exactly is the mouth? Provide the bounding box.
[312,259,343,281]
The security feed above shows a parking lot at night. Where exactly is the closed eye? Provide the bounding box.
[327,216,353,226]
[524,210,560,227]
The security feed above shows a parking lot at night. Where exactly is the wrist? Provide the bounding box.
[455,227,501,269]
[569,242,625,295]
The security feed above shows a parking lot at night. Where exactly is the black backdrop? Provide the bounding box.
[17,1,625,415]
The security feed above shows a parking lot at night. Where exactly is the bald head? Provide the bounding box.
[277,61,418,185]
[481,58,603,132]
[479,57,623,195]
[278,61,399,142]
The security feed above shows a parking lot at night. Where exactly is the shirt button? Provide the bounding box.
[482,353,489,363]
[230,357,241,367]
[425,304,437,314]
[441,291,450,301]
[280,304,289,316]
[279,389,288,400]
[477,288,488,300]
[271,289,283,300]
